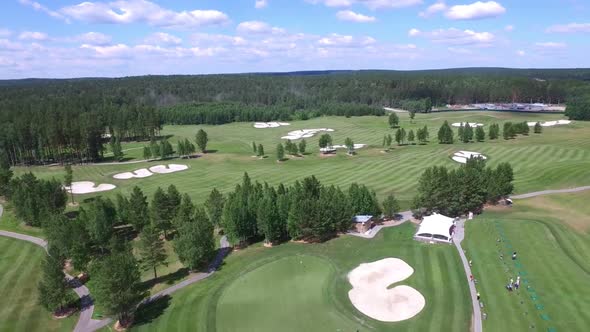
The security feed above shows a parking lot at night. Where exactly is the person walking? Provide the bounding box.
[512,252,517,260]
[477,292,481,301]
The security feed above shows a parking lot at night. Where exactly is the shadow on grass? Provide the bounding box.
[139,268,190,292]
[133,295,171,328]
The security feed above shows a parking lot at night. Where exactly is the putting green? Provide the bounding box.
[216,255,347,332]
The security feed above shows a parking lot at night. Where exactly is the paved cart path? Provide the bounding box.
[510,185,590,199]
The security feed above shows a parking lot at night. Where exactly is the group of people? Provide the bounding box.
[507,275,521,292]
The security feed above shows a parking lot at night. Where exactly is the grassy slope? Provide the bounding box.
[463,191,590,332]
[0,237,77,332]
[15,112,590,210]
[132,224,471,332]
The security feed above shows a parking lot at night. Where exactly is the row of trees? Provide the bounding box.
[221,173,398,245]
[413,158,514,216]
[437,121,541,144]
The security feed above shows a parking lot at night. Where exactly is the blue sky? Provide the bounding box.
[0,0,589,78]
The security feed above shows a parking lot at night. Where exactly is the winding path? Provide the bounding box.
[510,185,590,199]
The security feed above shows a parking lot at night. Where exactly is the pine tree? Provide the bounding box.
[80,197,116,252]
[195,129,208,153]
[276,143,285,161]
[257,144,265,158]
[0,158,12,197]
[382,194,400,219]
[400,128,407,145]
[475,126,485,142]
[388,113,399,128]
[395,128,402,145]
[503,122,513,140]
[150,140,160,159]
[151,187,172,238]
[174,206,215,271]
[173,194,195,228]
[38,256,70,315]
[534,122,543,134]
[64,164,74,204]
[138,225,167,279]
[386,134,393,148]
[143,146,152,160]
[204,188,225,228]
[90,251,143,324]
[318,134,333,150]
[257,186,284,244]
[252,141,257,155]
[458,124,465,142]
[298,139,307,155]
[407,129,415,144]
[409,110,416,123]
[489,123,499,140]
[344,137,354,155]
[128,186,149,232]
[438,121,454,144]
[167,184,182,220]
[177,140,186,158]
[110,137,124,161]
[522,121,530,135]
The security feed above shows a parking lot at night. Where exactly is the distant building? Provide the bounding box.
[353,215,374,233]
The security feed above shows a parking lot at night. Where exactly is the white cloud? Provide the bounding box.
[317,33,376,48]
[0,29,12,37]
[75,32,112,45]
[516,50,525,56]
[81,43,132,58]
[255,0,268,8]
[535,42,567,49]
[419,1,447,18]
[237,21,285,34]
[58,0,229,28]
[336,10,376,22]
[445,1,506,20]
[409,27,495,46]
[308,0,422,10]
[504,25,514,32]
[19,0,67,21]
[144,32,182,46]
[18,31,49,41]
[546,22,590,33]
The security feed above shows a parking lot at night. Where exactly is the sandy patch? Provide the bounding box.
[333,144,367,149]
[65,181,116,194]
[149,164,189,174]
[348,258,425,322]
[527,120,571,127]
[452,122,484,128]
[281,128,334,140]
[452,151,487,164]
[254,122,291,129]
[113,168,153,180]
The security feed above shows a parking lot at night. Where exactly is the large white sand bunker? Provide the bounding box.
[253,122,291,129]
[113,168,153,180]
[149,164,189,174]
[348,258,425,322]
[452,122,484,128]
[281,128,334,140]
[452,150,487,164]
[527,120,571,127]
[65,181,116,194]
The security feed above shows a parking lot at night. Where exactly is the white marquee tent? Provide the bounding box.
[414,213,456,243]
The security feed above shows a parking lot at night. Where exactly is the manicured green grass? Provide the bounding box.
[0,237,77,332]
[0,203,45,237]
[131,224,471,332]
[15,112,590,210]
[463,191,590,332]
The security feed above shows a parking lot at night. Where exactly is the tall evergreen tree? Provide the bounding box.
[80,197,116,253]
[388,113,399,128]
[173,194,195,228]
[138,225,167,279]
[142,146,152,160]
[252,141,257,154]
[407,129,415,144]
[438,121,454,144]
[534,122,543,133]
[151,187,172,238]
[64,164,74,204]
[298,139,307,155]
[174,206,215,271]
[475,126,485,142]
[195,129,208,153]
[257,186,284,245]
[382,194,400,219]
[38,256,70,315]
[204,188,225,228]
[344,137,355,155]
[257,144,265,158]
[127,186,149,232]
[276,143,285,161]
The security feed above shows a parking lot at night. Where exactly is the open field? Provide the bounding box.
[14,112,590,210]
[131,223,470,332]
[0,237,77,332]
[463,190,590,332]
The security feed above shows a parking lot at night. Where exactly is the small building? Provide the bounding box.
[414,213,456,243]
[353,215,374,233]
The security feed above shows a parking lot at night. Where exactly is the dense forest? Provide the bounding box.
[1,68,589,165]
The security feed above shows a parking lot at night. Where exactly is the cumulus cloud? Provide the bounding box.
[75,32,112,45]
[0,29,12,37]
[419,1,447,18]
[19,0,68,21]
[535,42,567,49]
[445,1,506,20]
[237,21,285,34]
[308,0,422,10]
[317,33,376,48]
[57,0,229,28]
[144,32,182,46]
[546,22,590,33]
[336,10,376,22]
[255,0,268,8]
[18,31,49,41]
[409,27,495,46]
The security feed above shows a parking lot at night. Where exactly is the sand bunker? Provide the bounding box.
[281,128,334,140]
[253,122,291,129]
[149,164,189,174]
[452,150,487,164]
[348,258,425,322]
[333,144,367,149]
[113,168,153,180]
[527,120,571,127]
[452,122,484,128]
[65,181,116,194]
